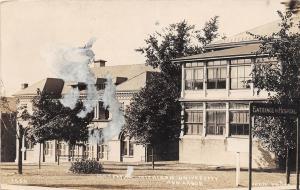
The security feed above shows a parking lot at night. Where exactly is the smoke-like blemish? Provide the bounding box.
[101,75,125,142]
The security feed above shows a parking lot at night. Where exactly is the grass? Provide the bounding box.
[0,161,295,190]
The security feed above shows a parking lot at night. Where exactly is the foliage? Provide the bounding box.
[136,17,219,85]
[27,89,94,145]
[125,73,181,146]
[249,10,300,157]
[69,160,103,174]
[126,18,220,150]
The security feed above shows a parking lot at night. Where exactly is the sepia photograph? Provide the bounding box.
[0,0,300,189]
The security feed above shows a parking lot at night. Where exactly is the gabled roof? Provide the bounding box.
[173,43,260,62]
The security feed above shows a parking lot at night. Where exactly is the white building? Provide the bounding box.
[173,16,299,168]
[13,62,160,163]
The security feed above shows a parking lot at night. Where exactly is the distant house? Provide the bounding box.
[13,62,172,163]
[173,16,300,168]
[0,97,17,162]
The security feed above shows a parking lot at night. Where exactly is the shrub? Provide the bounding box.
[69,160,103,174]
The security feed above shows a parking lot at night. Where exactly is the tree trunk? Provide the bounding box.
[18,136,23,174]
[152,146,155,170]
[286,147,290,184]
[57,141,60,166]
[38,143,41,169]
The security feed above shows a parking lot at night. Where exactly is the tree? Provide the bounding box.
[0,97,31,174]
[136,17,219,87]
[125,73,181,169]
[126,18,220,169]
[249,10,300,183]
[27,89,93,166]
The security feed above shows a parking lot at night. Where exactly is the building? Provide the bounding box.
[173,15,300,168]
[0,97,17,162]
[13,62,165,163]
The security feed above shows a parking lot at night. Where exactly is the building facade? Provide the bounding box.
[13,62,161,163]
[174,16,299,168]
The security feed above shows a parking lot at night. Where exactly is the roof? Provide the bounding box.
[90,64,157,79]
[14,78,64,96]
[207,16,300,49]
[14,64,159,96]
[173,43,260,62]
[116,71,158,91]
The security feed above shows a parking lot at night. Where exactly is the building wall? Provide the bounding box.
[15,93,147,163]
[179,137,276,168]
[179,58,277,168]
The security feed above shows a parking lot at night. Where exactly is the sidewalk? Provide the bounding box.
[209,185,295,190]
[0,184,76,190]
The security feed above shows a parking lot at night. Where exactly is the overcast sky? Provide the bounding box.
[1,0,285,96]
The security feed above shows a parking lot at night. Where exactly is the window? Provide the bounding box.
[95,102,109,120]
[129,141,134,156]
[229,102,249,135]
[25,139,34,150]
[185,68,204,90]
[97,144,107,159]
[121,135,134,157]
[184,103,203,135]
[83,143,94,159]
[121,140,128,156]
[206,103,226,109]
[206,111,226,135]
[207,60,227,89]
[229,102,249,109]
[58,142,67,156]
[185,62,204,67]
[45,141,53,156]
[185,111,203,135]
[229,111,249,135]
[230,59,251,89]
[120,102,125,113]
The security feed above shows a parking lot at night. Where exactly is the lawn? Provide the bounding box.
[0,161,295,190]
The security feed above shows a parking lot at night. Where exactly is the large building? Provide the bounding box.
[13,62,168,163]
[173,15,299,168]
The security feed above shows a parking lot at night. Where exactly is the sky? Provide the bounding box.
[0,0,286,96]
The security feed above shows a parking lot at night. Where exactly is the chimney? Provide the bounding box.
[93,59,107,67]
[21,83,28,89]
